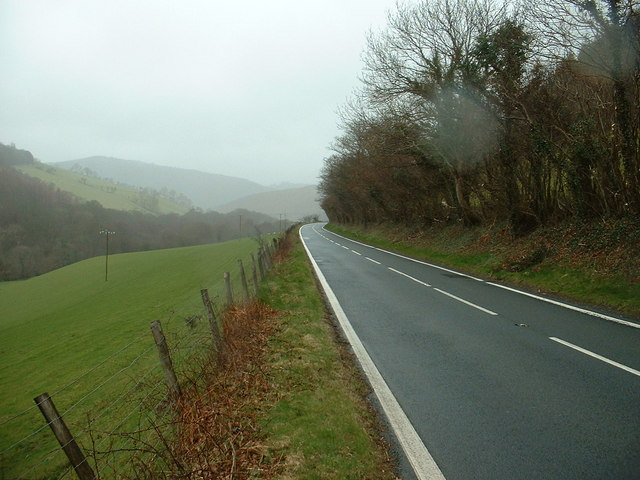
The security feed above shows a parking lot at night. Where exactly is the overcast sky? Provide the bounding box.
[0,1,396,185]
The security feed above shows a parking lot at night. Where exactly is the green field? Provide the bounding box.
[16,163,189,214]
[0,238,262,478]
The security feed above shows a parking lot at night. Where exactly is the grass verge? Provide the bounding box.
[141,228,399,479]
[326,222,640,319]
[257,229,398,479]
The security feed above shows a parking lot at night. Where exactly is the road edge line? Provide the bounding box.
[301,225,446,480]
[549,337,640,377]
[323,224,639,330]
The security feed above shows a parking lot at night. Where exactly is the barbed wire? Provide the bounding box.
[4,267,253,480]
[0,330,149,428]
[0,341,155,458]
[88,363,160,426]
[58,343,157,420]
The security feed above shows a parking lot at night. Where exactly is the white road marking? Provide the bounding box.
[366,257,381,265]
[325,227,484,281]
[352,250,362,255]
[549,337,640,377]
[487,283,640,329]
[323,225,638,330]
[388,267,431,287]
[433,288,498,316]
[302,226,445,480]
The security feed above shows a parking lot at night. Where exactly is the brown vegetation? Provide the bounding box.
[319,0,640,236]
[123,302,283,479]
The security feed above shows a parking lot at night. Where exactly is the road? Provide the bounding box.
[299,223,640,480]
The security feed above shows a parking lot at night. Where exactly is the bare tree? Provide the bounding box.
[528,0,640,208]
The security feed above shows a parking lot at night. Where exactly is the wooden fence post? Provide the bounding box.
[200,288,221,352]
[237,259,250,302]
[250,254,259,295]
[257,248,266,280]
[265,244,272,269]
[224,272,234,306]
[150,321,181,399]
[34,393,96,480]
[262,245,271,271]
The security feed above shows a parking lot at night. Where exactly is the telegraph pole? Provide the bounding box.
[99,230,115,281]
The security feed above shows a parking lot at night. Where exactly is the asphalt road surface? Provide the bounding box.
[299,223,640,480]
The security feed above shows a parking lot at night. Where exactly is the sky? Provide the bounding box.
[0,1,397,186]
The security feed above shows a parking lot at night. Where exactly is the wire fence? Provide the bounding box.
[1,238,279,480]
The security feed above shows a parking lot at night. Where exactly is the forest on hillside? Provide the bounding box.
[319,0,639,236]
[0,166,281,280]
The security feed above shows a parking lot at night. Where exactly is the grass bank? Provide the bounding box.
[0,238,262,478]
[257,231,397,479]
[326,220,640,319]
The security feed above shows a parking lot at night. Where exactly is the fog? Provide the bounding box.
[0,0,395,185]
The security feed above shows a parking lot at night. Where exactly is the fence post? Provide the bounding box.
[34,393,96,480]
[224,272,234,306]
[200,288,221,352]
[259,247,269,279]
[250,253,260,295]
[257,248,266,280]
[237,259,250,302]
[264,244,272,269]
[150,321,181,399]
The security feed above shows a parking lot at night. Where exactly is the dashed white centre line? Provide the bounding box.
[549,337,640,377]
[366,257,381,265]
[388,267,431,287]
[351,250,362,255]
[433,288,498,316]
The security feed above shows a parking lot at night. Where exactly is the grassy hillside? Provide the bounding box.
[54,157,272,209]
[0,238,262,478]
[217,185,326,221]
[16,162,189,214]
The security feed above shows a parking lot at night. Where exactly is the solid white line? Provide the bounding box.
[487,282,640,329]
[324,226,484,281]
[301,226,445,480]
[352,250,362,256]
[433,288,498,316]
[549,337,640,377]
[323,225,639,330]
[388,267,431,287]
[366,257,381,265]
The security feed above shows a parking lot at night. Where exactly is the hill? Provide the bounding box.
[0,238,262,478]
[54,157,272,209]
[16,162,191,215]
[217,185,327,221]
[0,142,35,166]
[0,167,280,280]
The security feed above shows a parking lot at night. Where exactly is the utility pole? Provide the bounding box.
[239,214,243,236]
[99,230,115,281]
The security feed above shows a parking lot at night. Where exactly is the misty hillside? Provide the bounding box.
[0,166,283,281]
[54,157,273,209]
[217,185,326,221]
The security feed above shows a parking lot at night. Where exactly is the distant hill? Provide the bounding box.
[217,185,327,221]
[54,157,272,210]
[16,162,190,215]
[0,142,35,166]
[0,166,282,281]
